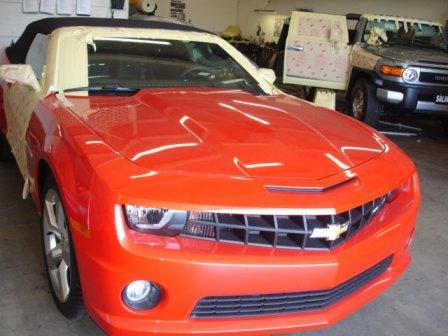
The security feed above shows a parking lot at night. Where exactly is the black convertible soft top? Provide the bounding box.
[6,17,210,64]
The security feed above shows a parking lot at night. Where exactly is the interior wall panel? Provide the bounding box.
[154,0,239,33]
[0,0,129,50]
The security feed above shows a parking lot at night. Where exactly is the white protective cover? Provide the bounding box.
[283,11,352,90]
[0,65,41,197]
[43,27,279,96]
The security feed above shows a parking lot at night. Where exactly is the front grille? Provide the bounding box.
[182,194,388,251]
[191,255,393,318]
[419,72,448,85]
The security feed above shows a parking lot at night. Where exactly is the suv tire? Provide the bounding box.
[350,79,382,127]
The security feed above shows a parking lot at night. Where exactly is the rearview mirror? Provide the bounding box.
[258,68,276,85]
[0,64,40,92]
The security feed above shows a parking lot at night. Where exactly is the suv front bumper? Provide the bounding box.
[376,80,448,115]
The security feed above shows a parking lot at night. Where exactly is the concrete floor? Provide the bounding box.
[0,121,447,336]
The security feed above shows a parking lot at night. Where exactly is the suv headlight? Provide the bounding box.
[402,68,419,83]
[123,205,187,236]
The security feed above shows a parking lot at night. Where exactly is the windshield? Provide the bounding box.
[86,38,264,95]
[363,20,447,50]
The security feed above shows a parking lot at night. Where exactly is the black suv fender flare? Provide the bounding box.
[346,67,381,99]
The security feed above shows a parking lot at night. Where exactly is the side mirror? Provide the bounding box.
[0,64,40,92]
[258,68,276,85]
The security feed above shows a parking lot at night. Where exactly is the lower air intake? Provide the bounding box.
[191,255,393,318]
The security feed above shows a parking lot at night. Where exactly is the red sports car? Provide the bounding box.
[0,18,419,336]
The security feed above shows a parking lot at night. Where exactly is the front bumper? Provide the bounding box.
[376,80,448,115]
[73,180,418,336]
[90,251,411,336]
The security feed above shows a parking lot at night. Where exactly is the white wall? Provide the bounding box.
[154,0,238,33]
[238,0,448,42]
[0,0,129,50]
[2,0,446,49]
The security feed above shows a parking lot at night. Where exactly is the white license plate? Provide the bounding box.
[435,94,448,104]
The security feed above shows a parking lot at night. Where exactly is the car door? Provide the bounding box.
[283,11,352,90]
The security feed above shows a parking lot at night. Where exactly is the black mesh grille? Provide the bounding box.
[191,255,393,318]
[182,195,388,251]
[419,72,448,85]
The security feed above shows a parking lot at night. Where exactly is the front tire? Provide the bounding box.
[41,175,85,319]
[350,79,382,127]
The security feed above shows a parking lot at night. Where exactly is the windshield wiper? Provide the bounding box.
[231,79,266,96]
[385,40,447,52]
[62,84,140,93]
[190,79,266,96]
[383,41,413,48]
[410,39,447,51]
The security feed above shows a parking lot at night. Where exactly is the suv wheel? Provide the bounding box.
[350,79,382,127]
[41,175,85,319]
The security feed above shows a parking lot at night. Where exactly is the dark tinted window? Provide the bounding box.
[87,38,263,94]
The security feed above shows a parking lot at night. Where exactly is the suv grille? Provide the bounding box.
[182,194,388,251]
[419,72,448,85]
[191,255,393,318]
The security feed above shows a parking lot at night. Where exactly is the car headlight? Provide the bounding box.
[402,68,419,83]
[123,205,187,236]
[386,187,401,203]
[386,177,412,203]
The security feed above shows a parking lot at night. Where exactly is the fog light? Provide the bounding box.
[122,280,162,310]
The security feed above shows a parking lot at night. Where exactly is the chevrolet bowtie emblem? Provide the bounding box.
[310,222,349,241]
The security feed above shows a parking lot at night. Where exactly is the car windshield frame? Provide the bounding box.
[84,37,266,96]
[362,19,448,51]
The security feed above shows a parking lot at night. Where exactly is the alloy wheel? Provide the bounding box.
[352,90,365,120]
[43,189,72,303]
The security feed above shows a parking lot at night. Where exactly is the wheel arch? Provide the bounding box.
[34,147,87,220]
[346,67,378,100]
[37,159,53,204]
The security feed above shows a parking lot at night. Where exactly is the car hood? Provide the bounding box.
[67,89,386,180]
[364,44,448,65]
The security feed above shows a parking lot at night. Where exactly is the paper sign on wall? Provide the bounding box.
[40,0,56,14]
[170,0,186,22]
[23,0,39,13]
[57,0,72,15]
[76,0,91,16]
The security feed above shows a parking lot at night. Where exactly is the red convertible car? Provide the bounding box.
[0,18,419,335]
